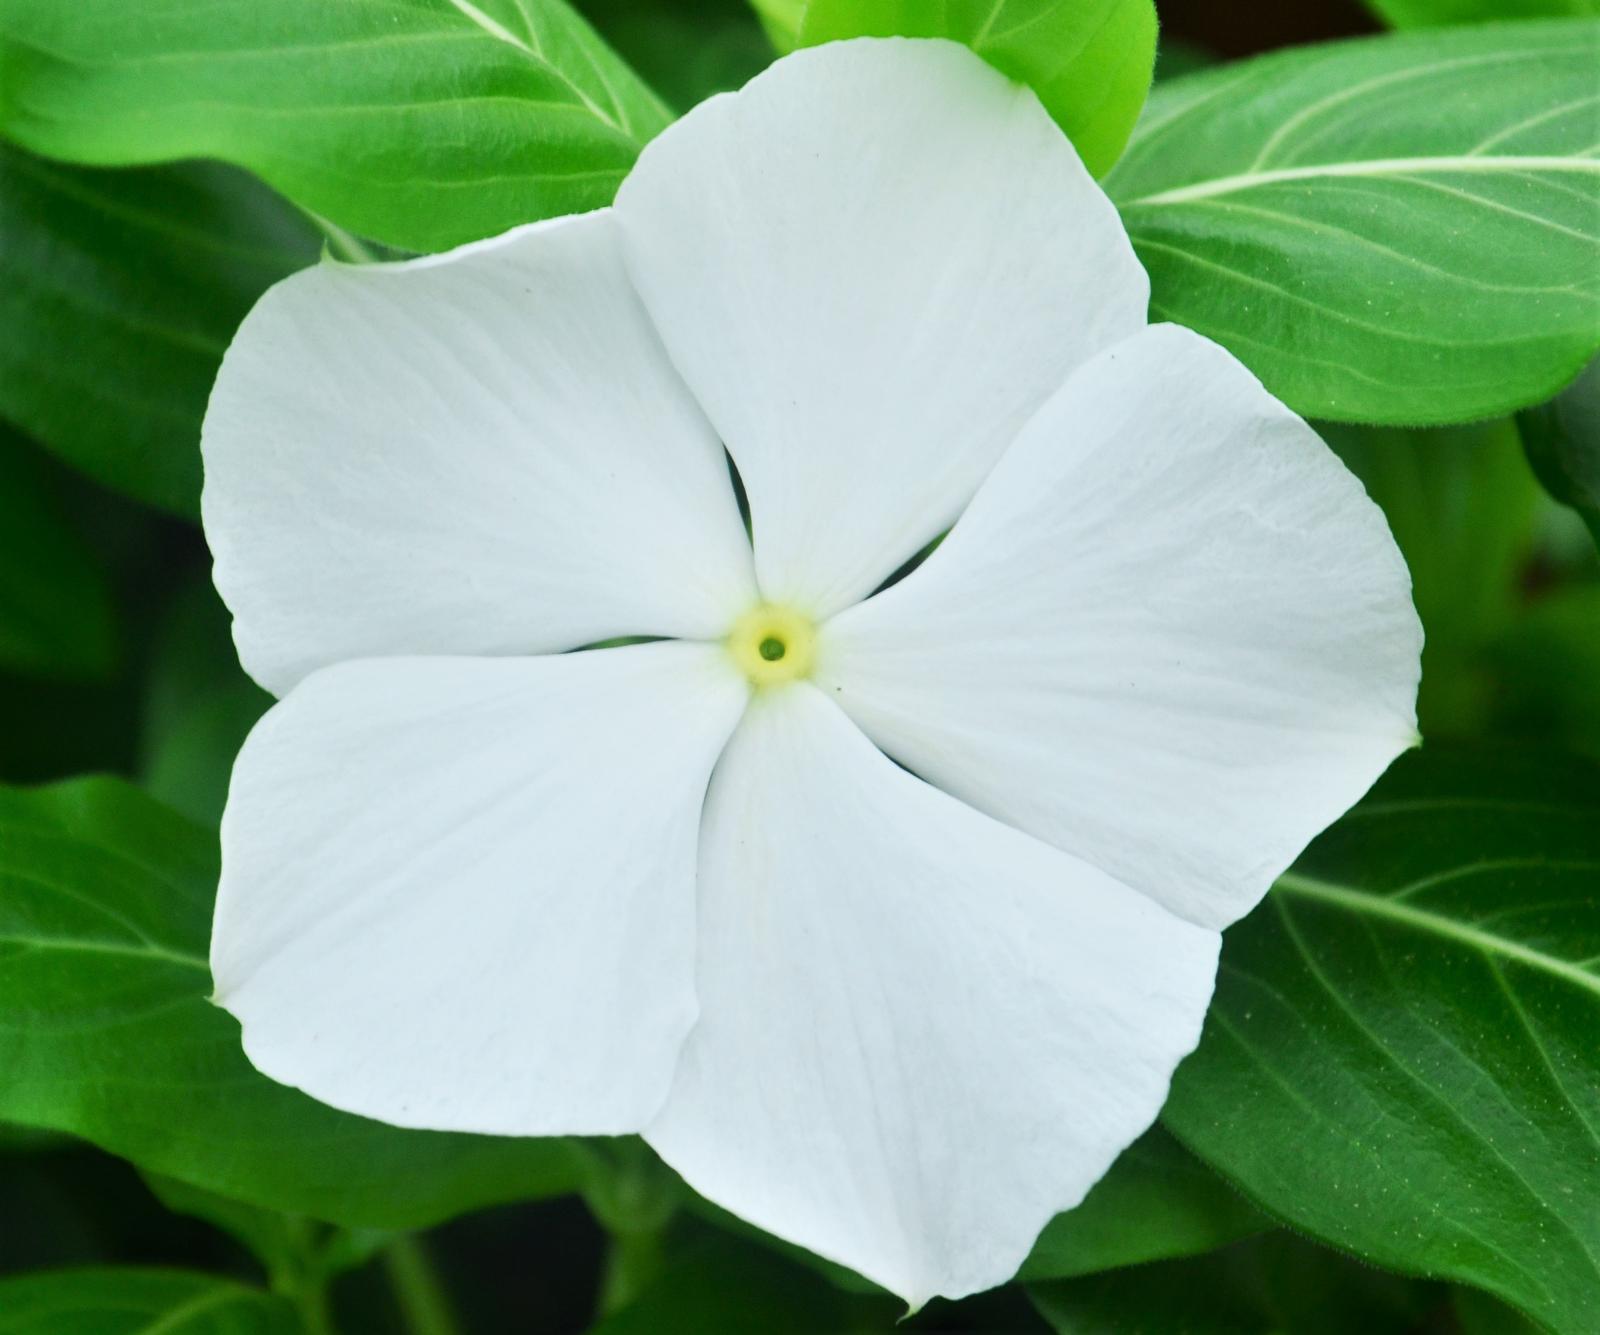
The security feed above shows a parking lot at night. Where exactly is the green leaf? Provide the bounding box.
[1031,1232,1438,1335]
[1017,1127,1266,1281]
[0,143,316,515]
[747,0,805,51]
[580,0,773,112]
[1106,20,1600,425]
[1455,1285,1551,1335]
[1163,746,1600,1334]
[1364,0,1597,31]
[0,777,587,1229]
[1321,419,1542,737]
[139,576,270,827]
[142,679,270,828]
[0,1268,299,1335]
[0,431,117,680]
[796,0,1158,176]
[1323,421,1539,647]
[0,1120,67,1153]
[1520,355,1600,546]
[0,0,671,253]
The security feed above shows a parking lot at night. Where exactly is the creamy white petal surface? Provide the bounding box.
[819,324,1423,931]
[211,642,748,1136]
[200,36,1428,1310]
[613,38,1148,618]
[202,210,757,696]
[645,686,1219,1306]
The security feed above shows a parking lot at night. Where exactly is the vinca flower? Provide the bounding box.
[203,38,1422,1305]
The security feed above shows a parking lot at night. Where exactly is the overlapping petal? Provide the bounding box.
[202,210,757,696]
[645,686,1218,1305]
[211,643,748,1136]
[819,324,1423,931]
[196,33,1430,1309]
[614,38,1148,617]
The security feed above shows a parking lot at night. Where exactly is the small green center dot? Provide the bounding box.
[727,604,816,686]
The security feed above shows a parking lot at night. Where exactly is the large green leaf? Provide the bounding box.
[582,0,772,111]
[1163,746,1600,1333]
[0,1268,298,1335]
[0,0,670,252]
[0,1120,65,1153]
[796,0,1157,176]
[0,431,116,680]
[1031,1232,1438,1335]
[1455,1286,1551,1335]
[1321,419,1542,737]
[0,777,586,1228]
[1364,0,1597,29]
[1106,20,1600,425]
[0,143,316,515]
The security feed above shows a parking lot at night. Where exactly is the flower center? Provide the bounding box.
[727,604,817,687]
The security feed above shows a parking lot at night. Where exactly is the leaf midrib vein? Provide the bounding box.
[442,0,626,136]
[0,933,208,973]
[134,1285,252,1335]
[1167,193,1594,295]
[1488,958,1600,1147]
[1133,237,1585,350]
[1120,155,1600,208]
[1203,975,1557,1290]
[1274,870,1600,999]
[1274,896,1600,1283]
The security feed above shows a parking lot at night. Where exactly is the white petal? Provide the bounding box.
[646,686,1218,1306]
[211,642,748,1136]
[202,210,756,696]
[820,324,1423,931]
[614,38,1147,617]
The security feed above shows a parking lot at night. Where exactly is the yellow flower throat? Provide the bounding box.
[726,604,818,687]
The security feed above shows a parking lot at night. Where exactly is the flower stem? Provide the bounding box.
[291,1279,336,1335]
[578,1139,682,1318]
[266,1219,334,1335]
[383,1235,461,1335]
[596,1222,667,1316]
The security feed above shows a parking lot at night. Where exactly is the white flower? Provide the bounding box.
[202,38,1422,1306]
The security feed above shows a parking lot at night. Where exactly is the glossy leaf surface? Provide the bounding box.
[1107,21,1600,424]
[0,144,315,514]
[0,0,669,252]
[1032,1232,1437,1335]
[1164,747,1600,1333]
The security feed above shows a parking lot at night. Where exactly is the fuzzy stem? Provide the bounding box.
[383,1235,461,1335]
